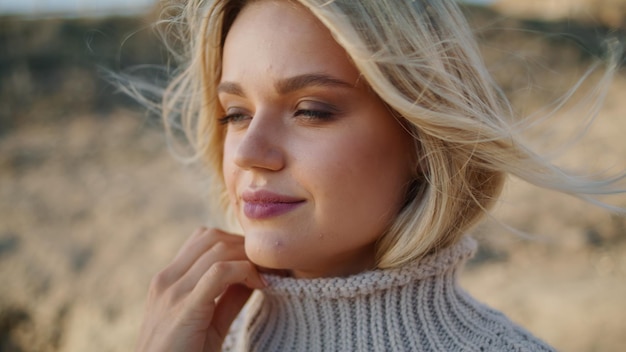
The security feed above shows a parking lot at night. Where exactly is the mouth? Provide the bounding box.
[241,190,305,219]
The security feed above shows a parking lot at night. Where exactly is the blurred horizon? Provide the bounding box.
[0,0,495,18]
[0,0,156,18]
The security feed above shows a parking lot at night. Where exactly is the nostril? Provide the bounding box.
[233,131,285,171]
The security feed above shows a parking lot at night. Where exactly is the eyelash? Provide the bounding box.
[295,109,334,120]
[218,113,249,125]
[219,109,335,125]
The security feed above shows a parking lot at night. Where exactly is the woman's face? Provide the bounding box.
[220,0,414,278]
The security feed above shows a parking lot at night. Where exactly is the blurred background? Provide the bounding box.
[0,0,625,351]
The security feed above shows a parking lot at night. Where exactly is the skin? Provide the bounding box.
[221,0,414,278]
[136,1,414,351]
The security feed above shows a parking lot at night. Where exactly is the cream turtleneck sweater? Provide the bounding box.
[223,237,555,351]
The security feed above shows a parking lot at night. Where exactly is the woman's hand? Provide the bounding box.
[135,227,266,352]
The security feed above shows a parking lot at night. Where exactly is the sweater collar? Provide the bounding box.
[225,236,554,352]
[259,236,476,299]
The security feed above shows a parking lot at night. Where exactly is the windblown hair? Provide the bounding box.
[152,0,623,268]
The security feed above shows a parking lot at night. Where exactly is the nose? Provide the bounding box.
[232,113,286,171]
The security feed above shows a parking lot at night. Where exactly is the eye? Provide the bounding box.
[294,101,340,121]
[294,109,334,120]
[219,107,252,126]
[219,113,248,125]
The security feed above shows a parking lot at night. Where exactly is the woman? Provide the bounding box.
[134,0,622,351]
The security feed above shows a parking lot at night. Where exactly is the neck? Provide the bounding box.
[287,243,377,279]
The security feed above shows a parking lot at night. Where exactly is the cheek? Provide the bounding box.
[222,138,239,203]
[307,131,410,222]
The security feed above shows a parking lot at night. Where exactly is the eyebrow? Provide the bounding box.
[217,73,355,97]
[275,73,355,94]
[217,81,245,97]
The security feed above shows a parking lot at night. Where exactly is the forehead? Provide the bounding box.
[220,0,360,86]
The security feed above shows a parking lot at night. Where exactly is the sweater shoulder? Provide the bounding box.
[453,293,556,352]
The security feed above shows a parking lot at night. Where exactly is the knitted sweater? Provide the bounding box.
[223,237,555,351]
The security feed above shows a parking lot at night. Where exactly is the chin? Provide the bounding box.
[244,230,299,270]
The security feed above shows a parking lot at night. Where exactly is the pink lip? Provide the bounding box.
[241,190,305,219]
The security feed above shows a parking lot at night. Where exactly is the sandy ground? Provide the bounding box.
[1,6,626,352]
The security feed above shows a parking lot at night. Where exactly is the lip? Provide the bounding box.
[241,190,305,219]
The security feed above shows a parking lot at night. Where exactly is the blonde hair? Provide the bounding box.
[154,0,623,268]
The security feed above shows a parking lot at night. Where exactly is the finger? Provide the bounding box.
[163,228,243,284]
[172,226,209,259]
[175,241,248,294]
[173,228,243,264]
[212,284,254,340]
[187,261,265,312]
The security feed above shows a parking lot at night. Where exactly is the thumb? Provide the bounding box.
[205,284,255,351]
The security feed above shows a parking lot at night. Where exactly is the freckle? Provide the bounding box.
[273,240,283,253]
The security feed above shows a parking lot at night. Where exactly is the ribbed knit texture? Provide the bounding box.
[223,237,555,351]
